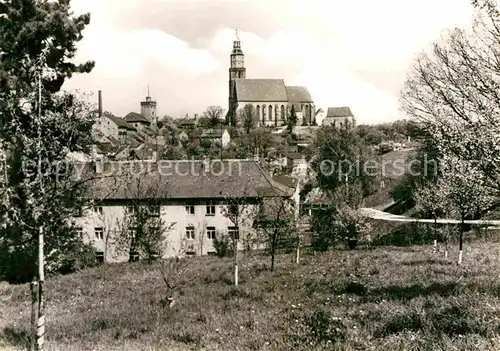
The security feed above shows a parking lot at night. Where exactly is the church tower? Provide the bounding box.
[141,85,157,125]
[228,30,246,125]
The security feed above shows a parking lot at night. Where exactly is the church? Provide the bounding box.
[227,32,315,128]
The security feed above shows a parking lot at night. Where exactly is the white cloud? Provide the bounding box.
[66,0,476,123]
[70,0,220,79]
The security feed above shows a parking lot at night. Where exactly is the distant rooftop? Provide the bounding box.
[326,107,354,118]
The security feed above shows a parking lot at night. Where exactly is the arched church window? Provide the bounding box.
[268,105,273,121]
[280,105,285,120]
[263,106,266,121]
[256,105,261,121]
[305,105,310,123]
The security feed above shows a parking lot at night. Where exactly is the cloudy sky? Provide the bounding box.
[65,0,475,124]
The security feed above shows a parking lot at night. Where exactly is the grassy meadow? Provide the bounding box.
[1,241,500,350]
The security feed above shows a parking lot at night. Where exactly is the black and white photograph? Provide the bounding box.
[1,0,500,350]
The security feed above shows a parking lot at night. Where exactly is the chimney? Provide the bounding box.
[194,113,198,120]
[98,90,102,118]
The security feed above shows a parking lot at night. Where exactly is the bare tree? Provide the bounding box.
[113,173,176,263]
[221,185,258,286]
[203,105,225,128]
[255,196,296,271]
[197,219,207,256]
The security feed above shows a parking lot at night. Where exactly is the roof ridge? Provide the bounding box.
[256,163,293,196]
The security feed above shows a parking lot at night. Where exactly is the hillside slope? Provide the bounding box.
[1,243,500,350]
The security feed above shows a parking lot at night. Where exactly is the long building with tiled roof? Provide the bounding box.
[227,33,315,128]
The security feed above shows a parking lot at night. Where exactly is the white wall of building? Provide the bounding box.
[75,201,260,263]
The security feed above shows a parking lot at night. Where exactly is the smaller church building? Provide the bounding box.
[227,33,315,127]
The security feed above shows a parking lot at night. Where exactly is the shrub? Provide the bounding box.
[213,232,233,258]
[56,241,99,275]
[333,205,371,249]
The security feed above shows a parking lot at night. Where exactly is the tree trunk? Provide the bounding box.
[270,234,276,272]
[30,280,38,351]
[296,242,300,264]
[233,238,239,286]
[433,217,437,254]
[444,223,449,259]
[37,226,45,351]
[458,216,464,264]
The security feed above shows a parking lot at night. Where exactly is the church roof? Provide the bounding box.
[286,86,313,103]
[326,107,354,118]
[234,79,288,102]
[125,112,151,124]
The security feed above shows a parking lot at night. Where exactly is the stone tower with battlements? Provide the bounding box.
[141,86,157,125]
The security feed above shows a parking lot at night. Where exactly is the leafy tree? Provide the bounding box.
[287,105,297,132]
[390,125,441,208]
[311,183,368,251]
[333,204,371,250]
[0,0,96,283]
[414,183,450,253]
[439,157,494,264]
[212,231,233,258]
[236,127,276,159]
[401,0,500,197]
[312,126,375,198]
[240,104,257,134]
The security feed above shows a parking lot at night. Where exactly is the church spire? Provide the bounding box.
[232,28,242,54]
[228,27,246,126]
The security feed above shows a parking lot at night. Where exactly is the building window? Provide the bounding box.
[93,206,103,216]
[268,105,273,121]
[206,201,216,216]
[228,226,239,240]
[186,226,195,240]
[74,207,83,217]
[76,227,83,239]
[126,206,136,215]
[149,205,160,217]
[263,106,266,121]
[281,105,285,120]
[96,251,105,263]
[185,202,195,214]
[94,227,104,240]
[207,226,216,240]
[256,105,260,122]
